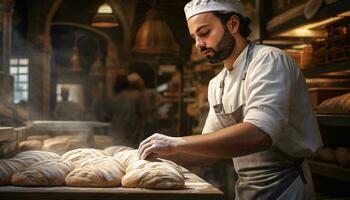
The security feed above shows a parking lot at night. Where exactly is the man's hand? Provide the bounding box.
[138,133,182,160]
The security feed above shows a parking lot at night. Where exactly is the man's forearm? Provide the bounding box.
[176,122,272,159]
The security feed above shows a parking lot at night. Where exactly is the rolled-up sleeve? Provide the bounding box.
[243,51,295,145]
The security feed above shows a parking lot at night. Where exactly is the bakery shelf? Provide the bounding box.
[309,160,350,183]
[266,0,350,38]
[303,60,350,77]
[316,114,350,127]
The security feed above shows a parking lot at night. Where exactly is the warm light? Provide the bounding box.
[277,16,344,37]
[91,2,118,28]
[97,3,113,14]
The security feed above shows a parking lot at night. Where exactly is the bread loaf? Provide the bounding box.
[122,159,185,189]
[66,157,124,187]
[317,93,350,114]
[103,145,134,156]
[12,159,74,186]
[18,140,43,151]
[27,135,51,141]
[335,147,350,167]
[42,137,69,153]
[61,148,106,165]
[113,150,139,170]
[0,158,26,185]
[14,150,60,166]
[318,148,336,163]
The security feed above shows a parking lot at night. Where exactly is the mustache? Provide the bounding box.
[200,47,215,53]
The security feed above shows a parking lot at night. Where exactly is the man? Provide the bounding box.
[128,73,164,139]
[54,86,83,120]
[138,0,323,199]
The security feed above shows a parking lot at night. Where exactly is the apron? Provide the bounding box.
[213,43,308,200]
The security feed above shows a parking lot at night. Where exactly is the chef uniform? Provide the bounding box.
[184,1,323,198]
[202,43,323,199]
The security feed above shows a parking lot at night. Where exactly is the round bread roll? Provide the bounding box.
[18,140,43,151]
[103,145,134,156]
[0,158,27,185]
[61,148,106,165]
[66,157,124,187]
[122,159,185,190]
[335,147,350,167]
[318,148,336,163]
[14,150,60,166]
[12,159,74,186]
[113,150,139,170]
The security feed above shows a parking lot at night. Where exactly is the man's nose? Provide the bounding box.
[195,38,205,49]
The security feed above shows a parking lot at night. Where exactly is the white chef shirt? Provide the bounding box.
[202,44,323,157]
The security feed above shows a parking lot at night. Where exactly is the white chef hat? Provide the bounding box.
[184,0,244,21]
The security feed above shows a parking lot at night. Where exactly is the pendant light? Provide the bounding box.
[91,0,119,28]
[132,7,179,55]
[69,33,82,72]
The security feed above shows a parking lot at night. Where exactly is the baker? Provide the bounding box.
[138,0,323,199]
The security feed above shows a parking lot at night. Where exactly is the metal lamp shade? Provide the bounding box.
[132,8,179,55]
[91,13,119,28]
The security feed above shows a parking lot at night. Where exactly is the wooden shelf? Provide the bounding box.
[309,160,350,183]
[267,0,350,38]
[316,114,350,127]
[303,60,350,77]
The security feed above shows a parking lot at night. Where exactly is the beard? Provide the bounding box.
[200,26,235,64]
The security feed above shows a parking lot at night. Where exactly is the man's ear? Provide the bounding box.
[227,15,240,34]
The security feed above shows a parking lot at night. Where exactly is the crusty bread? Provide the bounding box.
[317,93,350,114]
[94,135,114,149]
[61,148,106,165]
[113,150,139,170]
[65,157,124,187]
[122,159,185,190]
[14,150,60,166]
[103,145,134,156]
[42,137,70,154]
[18,140,43,151]
[12,159,74,186]
[42,135,90,154]
[0,158,27,185]
[27,135,51,141]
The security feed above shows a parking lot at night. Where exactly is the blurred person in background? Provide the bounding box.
[54,86,84,121]
[106,74,144,148]
[128,73,164,140]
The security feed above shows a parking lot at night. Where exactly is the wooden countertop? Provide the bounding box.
[0,169,224,200]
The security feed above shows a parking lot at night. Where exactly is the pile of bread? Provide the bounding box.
[0,146,185,189]
[317,93,350,114]
[311,147,350,168]
[18,135,114,154]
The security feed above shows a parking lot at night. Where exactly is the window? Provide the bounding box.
[9,58,29,103]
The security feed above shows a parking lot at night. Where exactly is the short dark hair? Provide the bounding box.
[213,11,251,38]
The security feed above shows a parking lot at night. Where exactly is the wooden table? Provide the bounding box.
[0,170,224,200]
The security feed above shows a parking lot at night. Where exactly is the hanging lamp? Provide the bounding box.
[91,0,119,28]
[69,33,82,72]
[132,7,179,55]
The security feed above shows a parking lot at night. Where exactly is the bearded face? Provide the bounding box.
[200,26,236,64]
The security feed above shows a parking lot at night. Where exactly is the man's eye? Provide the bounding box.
[199,31,209,37]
